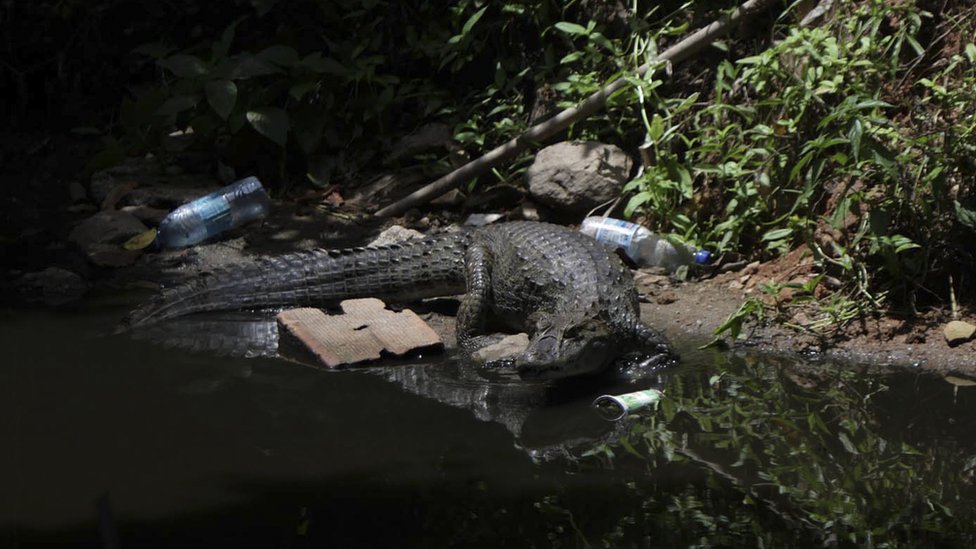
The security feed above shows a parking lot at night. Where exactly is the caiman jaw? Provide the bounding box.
[515,323,613,380]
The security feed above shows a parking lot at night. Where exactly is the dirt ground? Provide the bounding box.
[638,250,976,378]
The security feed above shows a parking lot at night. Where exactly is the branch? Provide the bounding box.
[375,0,780,218]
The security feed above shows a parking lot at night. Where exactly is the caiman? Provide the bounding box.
[127,221,674,378]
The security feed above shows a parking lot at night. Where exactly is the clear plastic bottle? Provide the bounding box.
[155,176,271,249]
[580,216,711,272]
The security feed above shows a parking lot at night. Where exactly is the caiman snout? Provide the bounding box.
[515,327,613,380]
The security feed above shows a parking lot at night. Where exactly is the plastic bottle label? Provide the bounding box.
[196,194,233,235]
[590,218,638,248]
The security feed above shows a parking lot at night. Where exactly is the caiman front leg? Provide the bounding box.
[614,324,678,380]
[456,242,512,365]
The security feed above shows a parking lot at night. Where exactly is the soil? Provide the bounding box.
[638,250,976,377]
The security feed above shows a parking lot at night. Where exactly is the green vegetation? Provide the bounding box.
[626,0,976,336]
[93,0,974,336]
[114,0,675,184]
[6,1,974,330]
[570,354,976,546]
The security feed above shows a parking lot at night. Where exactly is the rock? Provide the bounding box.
[471,333,530,364]
[100,181,138,211]
[464,213,504,227]
[90,157,222,210]
[17,267,88,305]
[519,200,541,221]
[525,141,632,215]
[68,211,148,250]
[634,271,668,294]
[86,244,142,267]
[120,205,170,226]
[89,156,162,204]
[369,225,425,247]
[944,320,976,347]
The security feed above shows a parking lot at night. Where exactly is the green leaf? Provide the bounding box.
[560,51,583,64]
[848,118,863,161]
[761,227,793,241]
[554,21,588,35]
[624,192,652,217]
[212,16,245,60]
[462,6,488,35]
[838,432,859,454]
[205,79,237,120]
[853,99,892,110]
[648,114,664,142]
[257,45,299,67]
[289,81,318,101]
[954,200,976,230]
[216,54,281,79]
[247,107,289,147]
[156,94,200,116]
[159,54,208,78]
[300,53,346,76]
[589,31,613,51]
[965,43,976,63]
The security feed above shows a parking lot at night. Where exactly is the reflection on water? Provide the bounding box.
[2,304,976,546]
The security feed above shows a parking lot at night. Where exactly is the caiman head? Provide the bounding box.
[515,316,615,380]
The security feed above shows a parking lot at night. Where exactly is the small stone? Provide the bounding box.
[464,213,504,227]
[87,244,142,267]
[68,210,149,250]
[369,225,424,247]
[471,333,530,364]
[120,205,170,226]
[944,320,976,347]
[519,201,541,221]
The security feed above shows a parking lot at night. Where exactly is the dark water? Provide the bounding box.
[2,300,976,547]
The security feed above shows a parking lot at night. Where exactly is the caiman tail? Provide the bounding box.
[127,232,469,327]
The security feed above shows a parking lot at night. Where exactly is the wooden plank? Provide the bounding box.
[276,298,443,368]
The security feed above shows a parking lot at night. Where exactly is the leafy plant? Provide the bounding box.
[622,0,975,335]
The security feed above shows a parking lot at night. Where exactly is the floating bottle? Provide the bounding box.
[580,216,710,272]
[155,176,271,249]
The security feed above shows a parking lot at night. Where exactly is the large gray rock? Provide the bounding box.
[525,141,632,215]
[68,211,148,249]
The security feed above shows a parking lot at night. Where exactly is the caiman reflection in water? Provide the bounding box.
[130,313,652,461]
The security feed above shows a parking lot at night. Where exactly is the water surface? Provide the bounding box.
[2,302,975,546]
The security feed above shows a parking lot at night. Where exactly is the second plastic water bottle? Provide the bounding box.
[156,176,271,249]
[580,216,710,272]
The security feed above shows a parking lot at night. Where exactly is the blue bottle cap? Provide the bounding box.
[693,250,712,265]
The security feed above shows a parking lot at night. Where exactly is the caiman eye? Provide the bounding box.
[564,320,604,339]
